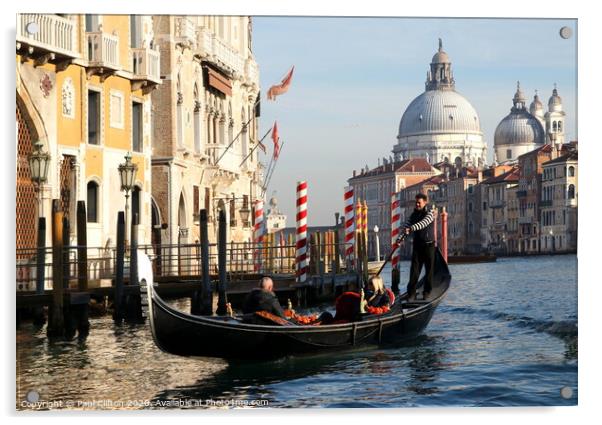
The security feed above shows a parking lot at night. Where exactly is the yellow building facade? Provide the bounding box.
[16,14,159,256]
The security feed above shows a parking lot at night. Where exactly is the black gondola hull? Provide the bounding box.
[141,249,451,360]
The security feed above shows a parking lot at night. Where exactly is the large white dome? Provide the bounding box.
[398,90,482,138]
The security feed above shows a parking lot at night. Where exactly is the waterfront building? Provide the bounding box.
[506,183,520,254]
[481,167,520,254]
[16,14,159,253]
[348,158,441,259]
[392,39,487,167]
[150,16,261,247]
[540,150,578,253]
[516,144,554,253]
[429,168,480,255]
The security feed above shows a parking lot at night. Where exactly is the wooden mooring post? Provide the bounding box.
[33,217,46,326]
[191,209,212,315]
[74,200,90,337]
[113,212,126,324]
[125,213,143,322]
[47,200,64,338]
[216,209,228,315]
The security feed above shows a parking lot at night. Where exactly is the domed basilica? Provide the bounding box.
[494,82,566,163]
[393,39,487,167]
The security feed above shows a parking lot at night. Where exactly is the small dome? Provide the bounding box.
[494,109,545,146]
[549,86,562,107]
[513,81,526,105]
[431,38,450,63]
[432,50,450,63]
[529,91,543,112]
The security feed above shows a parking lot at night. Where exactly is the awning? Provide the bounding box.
[206,67,232,96]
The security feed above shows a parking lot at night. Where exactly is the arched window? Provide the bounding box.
[87,181,99,223]
[568,166,575,177]
[132,186,142,224]
[558,121,563,132]
[553,121,557,132]
[568,184,575,200]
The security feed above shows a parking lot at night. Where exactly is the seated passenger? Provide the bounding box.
[242,277,287,319]
[366,276,391,308]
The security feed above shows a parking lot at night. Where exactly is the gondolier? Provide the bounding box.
[403,193,436,300]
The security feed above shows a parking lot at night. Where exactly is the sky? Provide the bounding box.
[252,17,577,226]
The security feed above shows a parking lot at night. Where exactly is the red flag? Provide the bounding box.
[267,66,294,101]
[272,121,280,159]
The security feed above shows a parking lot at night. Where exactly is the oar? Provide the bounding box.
[373,233,407,277]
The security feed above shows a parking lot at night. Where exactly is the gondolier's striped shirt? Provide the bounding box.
[403,208,434,232]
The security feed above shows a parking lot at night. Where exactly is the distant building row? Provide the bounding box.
[349,142,577,258]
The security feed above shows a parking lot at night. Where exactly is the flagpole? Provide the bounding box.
[215,97,261,166]
[262,140,285,197]
[239,127,272,167]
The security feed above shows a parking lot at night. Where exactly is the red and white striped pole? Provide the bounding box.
[253,199,264,272]
[441,206,448,262]
[390,192,401,270]
[295,181,308,282]
[343,186,355,266]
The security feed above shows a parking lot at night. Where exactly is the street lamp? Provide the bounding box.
[239,204,251,226]
[118,152,138,244]
[28,141,51,217]
[373,225,380,261]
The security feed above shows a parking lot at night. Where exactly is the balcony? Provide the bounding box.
[565,198,577,207]
[17,14,79,65]
[196,28,244,78]
[175,17,197,49]
[131,47,161,86]
[518,216,533,224]
[86,31,119,78]
[516,190,527,198]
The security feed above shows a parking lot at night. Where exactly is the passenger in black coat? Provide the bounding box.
[242,277,287,318]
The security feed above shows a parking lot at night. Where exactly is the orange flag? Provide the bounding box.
[267,66,294,101]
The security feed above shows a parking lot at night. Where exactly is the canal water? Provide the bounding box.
[16,254,577,409]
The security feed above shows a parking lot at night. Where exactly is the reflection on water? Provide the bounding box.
[16,254,577,408]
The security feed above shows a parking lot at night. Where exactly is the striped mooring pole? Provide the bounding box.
[253,199,264,272]
[295,181,308,282]
[343,186,355,266]
[390,192,401,270]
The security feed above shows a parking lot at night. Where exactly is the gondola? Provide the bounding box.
[140,248,451,360]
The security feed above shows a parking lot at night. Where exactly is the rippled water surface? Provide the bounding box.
[16,254,577,409]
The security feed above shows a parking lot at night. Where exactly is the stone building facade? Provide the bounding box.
[16,14,158,255]
[516,144,554,253]
[150,16,262,247]
[540,150,578,253]
[481,167,520,254]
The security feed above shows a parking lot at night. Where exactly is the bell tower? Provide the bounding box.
[544,83,566,146]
